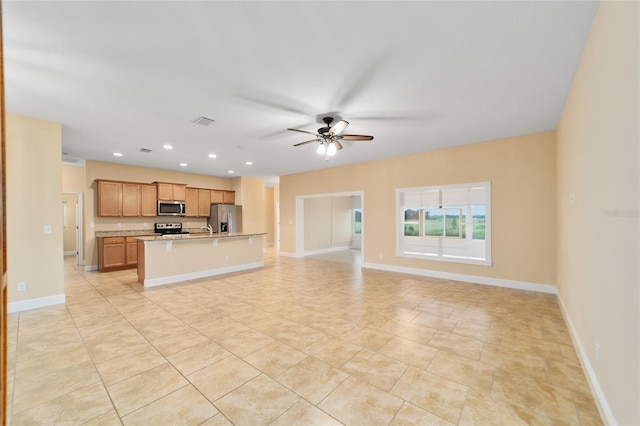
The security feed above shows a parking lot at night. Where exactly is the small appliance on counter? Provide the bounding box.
[154,222,189,235]
[208,204,242,233]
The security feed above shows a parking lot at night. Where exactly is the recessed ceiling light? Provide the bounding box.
[113,152,123,157]
[208,154,217,158]
[228,170,235,174]
[163,144,173,150]
[179,163,187,167]
[245,161,253,166]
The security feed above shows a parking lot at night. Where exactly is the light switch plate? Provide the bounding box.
[43,225,52,234]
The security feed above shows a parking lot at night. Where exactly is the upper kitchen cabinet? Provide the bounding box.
[185,187,198,217]
[198,189,212,216]
[141,184,157,217]
[210,190,224,204]
[156,182,186,201]
[223,191,235,204]
[97,180,122,217]
[97,179,158,218]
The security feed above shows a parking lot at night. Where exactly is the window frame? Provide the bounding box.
[396,181,492,266]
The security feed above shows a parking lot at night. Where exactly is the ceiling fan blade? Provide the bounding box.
[293,139,319,147]
[288,128,318,136]
[329,120,349,135]
[333,140,343,150]
[341,134,374,141]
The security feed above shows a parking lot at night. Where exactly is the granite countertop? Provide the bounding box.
[136,232,266,242]
[95,228,212,238]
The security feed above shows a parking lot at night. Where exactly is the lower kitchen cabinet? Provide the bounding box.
[99,236,149,272]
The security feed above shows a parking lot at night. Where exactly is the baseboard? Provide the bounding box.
[143,261,264,288]
[278,251,299,258]
[362,262,558,294]
[8,294,66,313]
[64,251,76,256]
[85,264,98,272]
[304,246,351,256]
[556,294,615,425]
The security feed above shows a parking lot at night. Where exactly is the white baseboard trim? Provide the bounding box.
[85,265,98,272]
[362,262,558,294]
[556,294,615,425]
[304,246,351,256]
[278,251,300,258]
[8,294,66,313]
[144,261,264,288]
[64,251,76,256]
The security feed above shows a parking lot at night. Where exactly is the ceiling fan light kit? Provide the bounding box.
[288,116,374,159]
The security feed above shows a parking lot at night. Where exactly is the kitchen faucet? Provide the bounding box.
[201,224,213,236]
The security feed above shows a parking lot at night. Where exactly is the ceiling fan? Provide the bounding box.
[288,117,374,156]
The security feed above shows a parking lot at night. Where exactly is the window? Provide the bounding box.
[354,209,362,234]
[397,182,491,265]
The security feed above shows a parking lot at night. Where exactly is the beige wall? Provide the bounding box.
[556,2,639,424]
[62,163,85,193]
[234,176,266,234]
[280,131,557,285]
[264,186,275,245]
[6,114,64,304]
[303,196,352,252]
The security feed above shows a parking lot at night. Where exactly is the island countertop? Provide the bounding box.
[135,232,266,242]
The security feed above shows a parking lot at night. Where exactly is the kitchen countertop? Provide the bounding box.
[95,228,210,238]
[136,232,266,242]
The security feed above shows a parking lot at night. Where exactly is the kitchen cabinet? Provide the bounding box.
[223,191,235,204]
[98,237,126,270]
[141,184,157,217]
[156,182,187,201]
[125,237,138,266]
[97,180,122,217]
[198,189,212,216]
[185,188,198,217]
[210,190,224,204]
[98,235,150,271]
[122,183,141,217]
[97,180,158,218]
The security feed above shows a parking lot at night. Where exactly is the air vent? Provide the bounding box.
[62,151,69,156]
[138,148,152,153]
[192,116,215,126]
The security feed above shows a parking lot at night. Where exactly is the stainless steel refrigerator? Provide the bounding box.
[208,204,242,233]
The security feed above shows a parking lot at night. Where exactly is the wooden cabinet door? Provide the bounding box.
[125,238,138,265]
[185,188,198,217]
[223,191,235,204]
[172,184,186,201]
[101,240,126,269]
[122,183,141,217]
[97,181,122,217]
[157,183,173,200]
[141,184,157,217]
[210,190,224,204]
[198,189,212,217]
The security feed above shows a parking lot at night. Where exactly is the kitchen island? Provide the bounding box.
[136,232,265,287]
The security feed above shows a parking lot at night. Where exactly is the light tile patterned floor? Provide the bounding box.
[6,249,602,425]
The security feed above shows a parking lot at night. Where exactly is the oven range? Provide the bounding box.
[154,222,189,235]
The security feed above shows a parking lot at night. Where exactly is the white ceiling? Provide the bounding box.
[4,1,599,186]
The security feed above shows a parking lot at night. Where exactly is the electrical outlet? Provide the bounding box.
[595,343,600,362]
[43,225,52,234]
[225,255,229,262]
[17,282,27,291]
[117,222,122,228]
[378,254,383,260]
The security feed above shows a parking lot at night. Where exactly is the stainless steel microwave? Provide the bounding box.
[157,200,186,216]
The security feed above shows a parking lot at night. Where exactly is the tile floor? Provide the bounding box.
[5,249,602,425]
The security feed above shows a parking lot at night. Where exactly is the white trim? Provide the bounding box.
[64,251,76,256]
[143,261,264,288]
[85,264,98,272]
[362,262,557,294]
[556,295,616,425]
[8,294,66,313]
[278,251,300,258]
[304,246,351,256]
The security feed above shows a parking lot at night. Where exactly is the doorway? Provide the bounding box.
[62,192,83,265]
